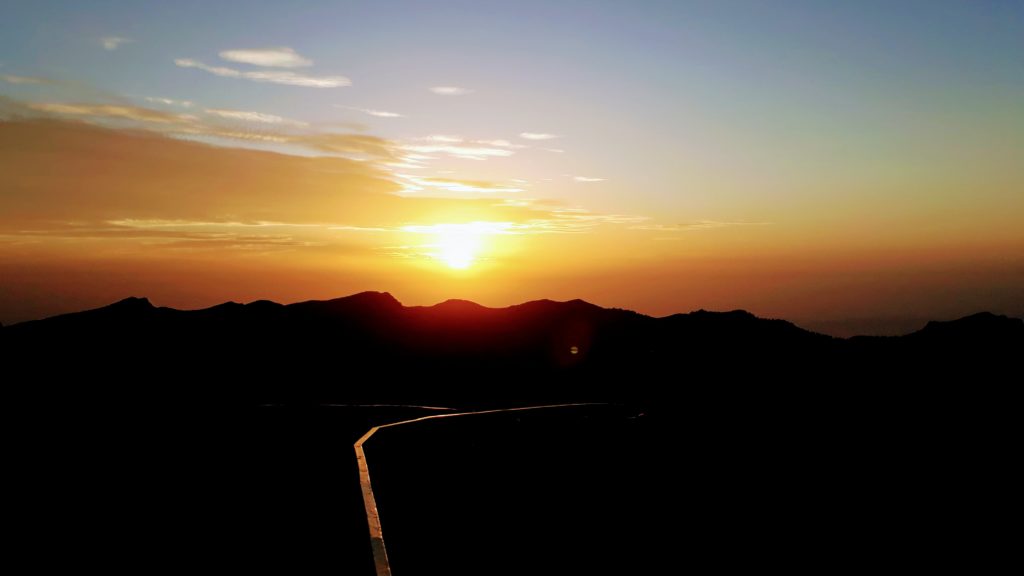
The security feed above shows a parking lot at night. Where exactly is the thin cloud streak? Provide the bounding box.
[478,139,527,149]
[1,75,47,85]
[144,96,195,108]
[403,135,525,159]
[329,225,393,232]
[219,47,312,68]
[100,37,132,51]
[525,207,647,232]
[28,102,194,124]
[5,224,316,251]
[174,58,350,88]
[430,86,473,96]
[397,175,524,195]
[520,132,559,141]
[422,135,464,143]
[25,99,385,157]
[205,108,308,127]
[295,132,397,160]
[107,219,321,229]
[630,221,772,231]
[573,176,605,182]
[336,105,403,118]
[402,143,514,160]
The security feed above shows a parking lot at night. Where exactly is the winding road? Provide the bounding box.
[353,403,606,576]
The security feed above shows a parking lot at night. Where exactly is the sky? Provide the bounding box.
[1,0,1022,335]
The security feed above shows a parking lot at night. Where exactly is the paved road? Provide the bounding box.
[353,403,606,576]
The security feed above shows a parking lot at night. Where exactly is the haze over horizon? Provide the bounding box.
[2,1,1022,333]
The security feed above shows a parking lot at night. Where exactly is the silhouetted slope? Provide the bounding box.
[911,312,1023,344]
[2,292,1020,405]
[4,295,1019,575]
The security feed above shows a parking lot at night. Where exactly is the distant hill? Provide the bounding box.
[2,292,1020,405]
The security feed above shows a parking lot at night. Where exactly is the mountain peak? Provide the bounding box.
[566,298,599,308]
[352,290,398,301]
[347,291,402,307]
[110,296,153,310]
[917,312,1024,339]
[433,299,488,311]
[512,298,599,311]
[311,291,401,307]
[287,291,403,317]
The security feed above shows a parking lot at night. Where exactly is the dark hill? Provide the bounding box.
[2,293,1020,406]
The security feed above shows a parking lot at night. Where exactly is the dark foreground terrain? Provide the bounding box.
[3,294,1020,573]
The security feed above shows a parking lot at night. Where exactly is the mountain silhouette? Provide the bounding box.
[3,292,1020,406]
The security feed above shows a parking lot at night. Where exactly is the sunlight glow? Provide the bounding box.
[402,222,513,269]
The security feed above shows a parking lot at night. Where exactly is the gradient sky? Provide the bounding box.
[1,1,1022,334]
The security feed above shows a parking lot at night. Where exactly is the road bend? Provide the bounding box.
[353,402,607,576]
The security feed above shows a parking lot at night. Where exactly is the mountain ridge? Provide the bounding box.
[9,290,1019,339]
[3,291,1020,407]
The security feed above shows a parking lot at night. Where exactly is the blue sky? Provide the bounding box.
[4,1,1020,214]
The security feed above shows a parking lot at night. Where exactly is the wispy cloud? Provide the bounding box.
[22,97,395,159]
[0,118,403,234]
[513,208,648,234]
[630,221,771,231]
[1,75,48,85]
[429,86,473,96]
[100,36,132,51]
[336,105,403,118]
[401,221,515,235]
[219,47,312,68]
[175,129,292,144]
[399,135,525,160]
[296,133,397,160]
[402,143,515,160]
[390,208,648,238]
[365,109,402,118]
[144,96,194,108]
[520,132,559,141]
[544,148,565,154]
[423,135,463,143]
[33,220,321,251]
[416,135,523,149]
[205,108,308,127]
[573,176,605,182]
[106,219,320,229]
[175,58,350,88]
[397,175,524,195]
[28,102,194,124]
[477,139,527,149]
[329,225,393,233]
[0,114,658,269]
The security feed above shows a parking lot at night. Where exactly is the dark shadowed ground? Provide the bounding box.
[10,399,1015,574]
[4,294,1019,572]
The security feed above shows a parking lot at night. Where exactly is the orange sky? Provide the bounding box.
[2,2,1023,335]
[1,117,1021,335]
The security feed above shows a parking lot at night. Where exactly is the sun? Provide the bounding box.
[436,227,481,269]
[403,221,512,270]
